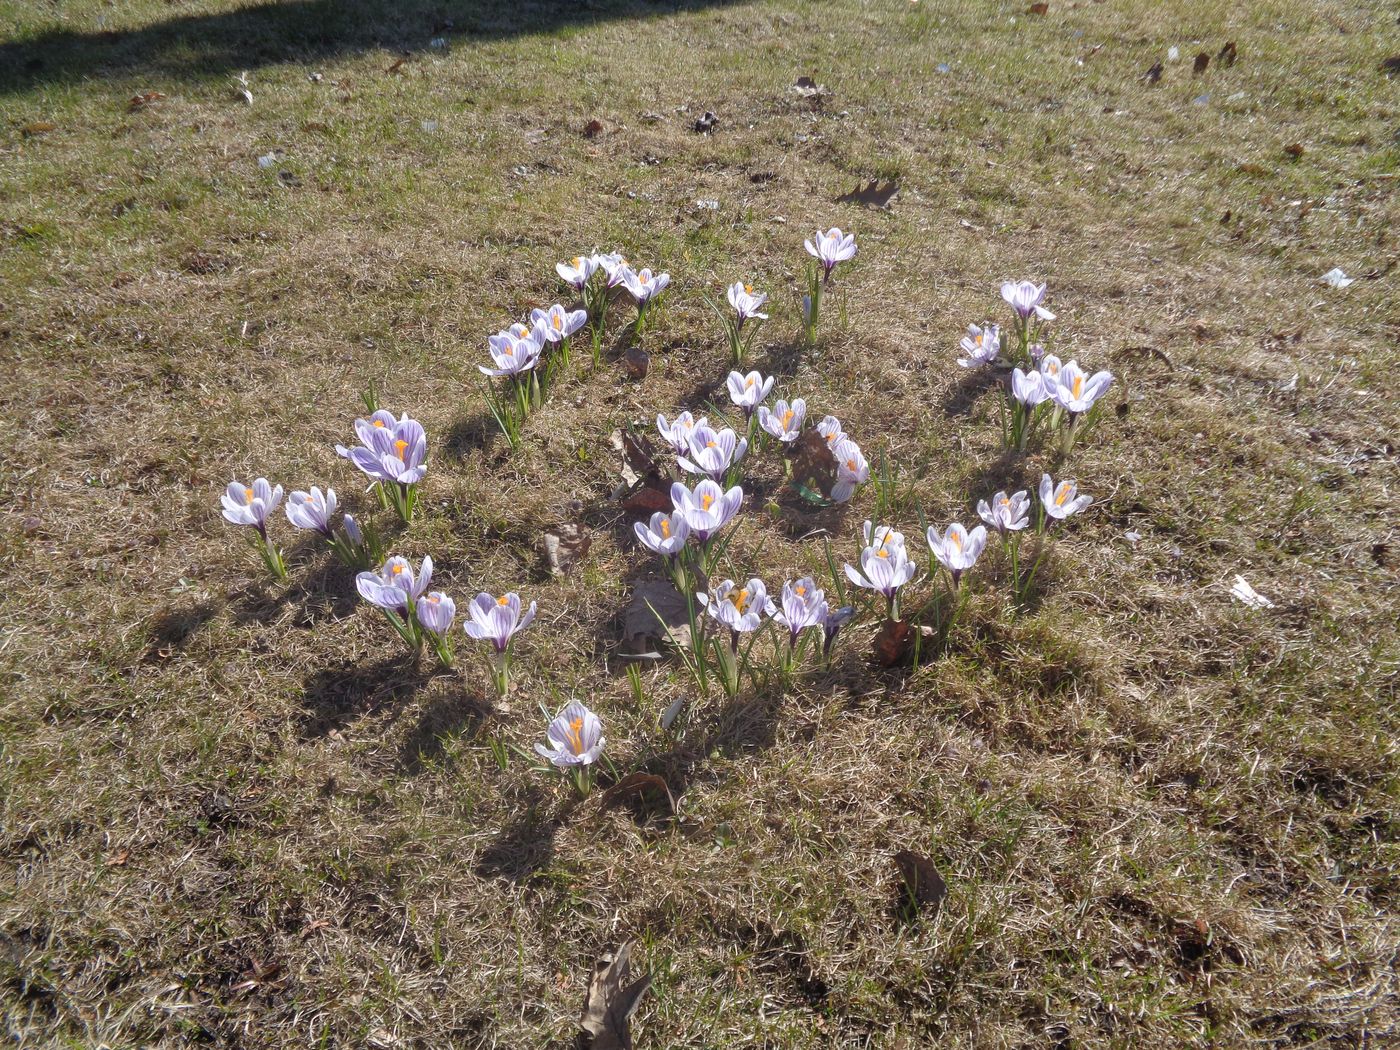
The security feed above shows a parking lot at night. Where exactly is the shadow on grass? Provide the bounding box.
[443,408,500,460]
[474,788,562,882]
[398,688,492,773]
[3,0,745,96]
[299,655,431,737]
[942,366,1001,418]
[144,599,221,656]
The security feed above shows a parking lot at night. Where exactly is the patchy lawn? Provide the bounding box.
[1,0,1397,1046]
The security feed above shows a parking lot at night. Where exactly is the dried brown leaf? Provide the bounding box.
[543,522,592,577]
[873,619,911,667]
[1142,61,1163,84]
[21,121,56,137]
[583,118,605,138]
[1193,52,1210,74]
[126,91,166,112]
[602,772,675,817]
[1219,41,1239,67]
[788,428,837,500]
[622,579,691,654]
[623,346,650,378]
[579,942,652,1050]
[893,850,947,915]
[1027,2,1049,14]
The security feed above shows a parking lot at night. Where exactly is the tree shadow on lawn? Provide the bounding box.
[2,0,745,95]
[474,786,562,882]
[299,655,434,738]
[942,366,1001,419]
[398,687,492,773]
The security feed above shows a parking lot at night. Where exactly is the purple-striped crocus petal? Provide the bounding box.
[536,699,605,767]
[416,591,455,635]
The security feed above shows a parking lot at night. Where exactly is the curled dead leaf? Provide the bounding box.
[622,579,692,655]
[787,428,837,501]
[1219,41,1239,67]
[543,521,592,577]
[579,942,652,1050]
[893,850,947,918]
[623,346,649,379]
[873,618,911,667]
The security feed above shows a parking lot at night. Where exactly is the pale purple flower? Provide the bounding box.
[657,411,707,456]
[977,490,1031,535]
[926,522,988,582]
[531,303,588,343]
[758,398,806,443]
[1048,360,1114,414]
[821,604,855,656]
[356,555,434,612]
[221,478,283,538]
[336,410,428,485]
[804,227,857,278]
[1001,280,1056,321]
[677,423,747,480]
[1011,368,1051,406]
[771,577,828,642]
[831,437,868,503]
[285,486,337,538]
[844,533,916,601]
[817,414,847,448]
[343,514,363,545]
[957,323,1001,368]
[463,591,537,653]
[598,253,632,288]
[623,267,670,305]
[1040,474,1093,521]
[634,510,689,557]
[670,479,743,542]
[415,591,456,636]
[1038,354,1064,383]
[697,577,773,635]
[726,370,773,415]
[555,255,599,290]
[863,519,907,555]
[726,280,769,323]
[535,699,605,767]
[480,325,544,377]
[1029,342,1046,361]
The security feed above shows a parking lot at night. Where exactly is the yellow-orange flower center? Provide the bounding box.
[496,595,510,606]
[782,410,794,427]
[566,716,585,754]
[373,419,386,428]
[552,314,563,330]
[949,531,962,551]
[734,589,749,611]
[700,493,714,510]
[244,487,254,502]
[1056,486,1071,507]
[394,439,408,460]
[1072,375,1084,399]
[795,586,806,596]
[660,519,671,538]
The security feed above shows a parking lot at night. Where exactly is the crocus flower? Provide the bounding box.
[343,513,364,546]
[821,604,855,657]
[555,255,599,290]
[480,326,544,377]
[623,267,670,305]
[844,531,917,602]
[817,414,847,447]
[598,252,632,287]
[222,478,283,539]
[1039,473,1093,521]
[1011,367,1051,406]
[670,479,743,542]
[535,699,605,767]
[771,577,828,644]
[1001,280,1056,321]
[1048,360,1114,414]
[634,510,689,558]
[676,423,748,480]
[758,398,806,443]
[725,370,774,416]
[926,522,989,583]
[356,555,434,612]
[415,591,456,636]
[657,411,707,456]
[957,323,1001,368]
[531,303,588,343]
[697,577,773,637]
[1038,354,1063,383]
[863,519,907,555]
[726,281,769,323]
[463,592,536,653]
[804,227,857,279]
[831,438,868,503]
[285,486,336,538]
[336,411,429,486]
[977,490,1031,535]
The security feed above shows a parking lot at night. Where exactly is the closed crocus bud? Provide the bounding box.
[286,486,337,537]
[415,591,456,636]
[342,513,363,545]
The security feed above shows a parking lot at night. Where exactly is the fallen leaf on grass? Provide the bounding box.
[1218,41,1239,67]
[613,430,671,514]
[602,772,675,817]
[622,579,691,655]
[385,55,409,74]
[1142,61,1163,84]
[542,522,592,577]
[583,118,605,138]
[1193,52,1210,74]
[1027,2,1049,14]
[21,121,56,137]
[623,346,650,379]
[127,91,167,112]
[579,942,652,1050]
[1283,142,1305,158]
[836,179,899,209]
[873,618,911,667]
[892,850,947,917]
[105,849,131,867]
[787,428,837,501]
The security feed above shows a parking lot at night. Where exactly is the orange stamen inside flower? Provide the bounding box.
[1000,496,1010,506]
[572,256,582,267]
[795,586,806,596]
[846,458,857,471]
[244,487,255,502]
[707,440,717,448]
[1056,486,1071,507]
[392,564,404,575]
[394,439,408,460]
[950,531,962,551]
[701,493,714,510]
[745,377,755,388]
[782,410,794,427]
[552,314,562,330]
[1072,376,1083,399]
[744,283,753,294]
[497,595,510,606]
[660,519,671,538]
[734,589,749,611]
[566,717,585,754]
[373,420,386,428]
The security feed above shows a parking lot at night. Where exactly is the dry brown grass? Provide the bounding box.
[2,0,1398,1046]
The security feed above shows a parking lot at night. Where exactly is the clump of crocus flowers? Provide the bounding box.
[336,410,428,521]
[285,487,382,570]
[463,591,536,698]
[355,555,455,667]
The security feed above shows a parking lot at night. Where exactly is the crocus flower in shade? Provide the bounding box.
[726,281,769,323]
[555,255,599,290]
[531,303,588,343]
[535,699,605,768]
[758,398,806,443]
[817,414,847,447]
[634,510,689,558]
[804,227,857,279]
[831,438,868,503]
[657,411,707,456]
[844,529,917,603]
[480,326,544,377]
[1029,342,1046,361]
[772,577,828,645]
[697,578,773,637]
[670,479,743,542]
[463,591,536,653]
[927,522,989,583]
[676,423,748,480]
[821,604,856,657]
[1011,367,1051,406]
[222,478,283,539]
[285,486,337,538]
[1000,280,1056,321]
[957,323,1001,368]
[1039,473,1093,521]
[725,370,774,416]
[343,513,363,546]
[977,490,1031,535]
[623,267,670,305]
[1048,360,1114,414]
[415,591,456,636]
[336,410,429,486]
[356,555,434,612]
